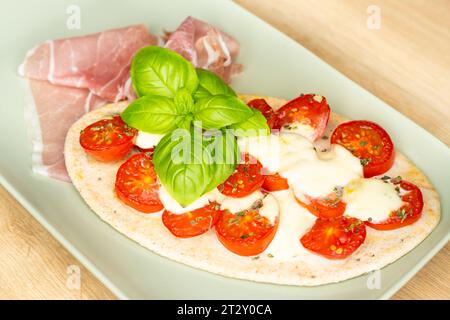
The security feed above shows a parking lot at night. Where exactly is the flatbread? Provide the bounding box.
[64,94,441,286]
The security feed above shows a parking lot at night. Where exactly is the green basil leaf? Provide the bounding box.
[153,128,239,206]
[131,46,198,98]
[193,68,236,100]
[173,88,194,114]
[121,96,182,134]
[229,109,270,136]
[203,130,239,191]
[193,95,253,129]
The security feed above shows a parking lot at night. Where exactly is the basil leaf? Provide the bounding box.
[193,95,253,129]
[173,88,194,114]
[194,68,236,100]
[121,96,182,134]
[153,128,213,206]
[153,128,239,206]
[229,109,270,136]
[203,130,239,191]
[131,46,198,98]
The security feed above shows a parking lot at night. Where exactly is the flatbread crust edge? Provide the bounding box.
[64,94,441,286]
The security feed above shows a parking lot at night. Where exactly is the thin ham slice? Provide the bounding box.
[20,18,242,182]
[20,24,157,101]
[20,25,157,181]
[25,79,107,181]
[165,16,243,83]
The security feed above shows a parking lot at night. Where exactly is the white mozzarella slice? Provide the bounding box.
[343,178,403,223]
[220,190,264,213]
[220,191,279,224]
[135,131,164,149]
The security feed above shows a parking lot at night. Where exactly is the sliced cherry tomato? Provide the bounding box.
[262,173,289,191]
[215,201,279,256]
[274,94,330,141]
[162,202,221,238]
[115,152,163,213]
[300,216,366,259]
[295,191,346,219]
[80,116,137,162]
[218,153,265,198]
[247,99,276,129]
[366,179,423,230]
[331,120,395,178]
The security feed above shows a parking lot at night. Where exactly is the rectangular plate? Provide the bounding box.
[1,0,449,299]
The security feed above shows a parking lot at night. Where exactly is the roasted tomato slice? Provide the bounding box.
[247,98,276,129]
[262,173,289,191]
[162,202,221,238]
[80,116,137,162]
[331,120,395,178]
[215,198,279,256]
[218,153,265,198]
[300,216,366,259]
[115,152,163,213]
[295,191,346,219]
[274,94,330,141]
[366,179,423,230]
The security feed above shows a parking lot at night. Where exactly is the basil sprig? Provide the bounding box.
[121,46,269,206]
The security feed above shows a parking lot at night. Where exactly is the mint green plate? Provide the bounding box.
[1,0,449,299]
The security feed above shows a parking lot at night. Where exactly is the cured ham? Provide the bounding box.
[20,25,157,181]
[20,18,242,182]
[20,24,157,101]
[165,16,242,83]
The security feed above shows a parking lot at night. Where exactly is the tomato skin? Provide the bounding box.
[331,120,395,178]
[262,173,289,191]
[114,153,163,213]
[366,180,424,230]
[80,116,137,162]
[274,94,330,141]
[215,209,278,256]
[218,153,265,198]
[295,194,346,219]
[247,99,276,129]
[301,216,366,259]
[162,202,221,238]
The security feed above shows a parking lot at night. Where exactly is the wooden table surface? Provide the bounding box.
[0,0,449,299]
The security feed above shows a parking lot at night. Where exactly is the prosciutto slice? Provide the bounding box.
[20,25,157,181]
[165,16,243,83]
[20,18,242,182]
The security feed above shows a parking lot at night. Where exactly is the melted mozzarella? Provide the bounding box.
[135,131,163,149]
[286,144,363,198]
[280,122,315,141]
[158,186,221,214]
[264,190,316,259]
[259,193,279,224]
[239,132,362,198]
[343,178,403,223]
[220,191,279,224]
[220,191,264,213]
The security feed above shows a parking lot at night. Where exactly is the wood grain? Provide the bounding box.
[1,0,449,299]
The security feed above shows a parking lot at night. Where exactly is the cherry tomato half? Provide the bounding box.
[247,99,276,129]
[115,152,163,213]
[275,94,330,141]
[301,216,366,259]
[218,153,265,198]
[215,205,278,256]
[295,191,346,219]
[366,179,423,230]
[331,120,395,178]
[162,202,221,238]
[262,173,289,192]
[80,116,137,162]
